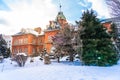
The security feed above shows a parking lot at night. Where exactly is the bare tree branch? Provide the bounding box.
[106,0,120,17]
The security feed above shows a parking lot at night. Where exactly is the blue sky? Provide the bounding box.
[0,0,9,10]
[0,0,110,35]
[52,0,110,22]
[52,0,93,23]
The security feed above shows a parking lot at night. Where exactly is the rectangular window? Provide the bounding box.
[32,38,36,44]
[24,38,28,44]
[24,48,28,54]
[32,48,35,54]
[14,40,18,45]
[48,36,52,42]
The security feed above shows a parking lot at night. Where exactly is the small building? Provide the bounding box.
[102,17,120,53]
[102,16,120,38]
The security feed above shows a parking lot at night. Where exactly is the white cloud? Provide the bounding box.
[87,0,110,18]
[78,0,88,7]
[0,0,58,35]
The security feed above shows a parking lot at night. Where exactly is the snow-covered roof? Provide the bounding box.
[14,28,40,36]
[38,31,44,36]
[25,28,38,35]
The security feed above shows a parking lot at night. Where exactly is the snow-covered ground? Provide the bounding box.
[0,57,120,80]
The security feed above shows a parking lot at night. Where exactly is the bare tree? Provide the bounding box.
[12,53,28,67]
[106,0,120,17]
[75,21,85,62]
[52,32,64,62]
[52,24,75,62]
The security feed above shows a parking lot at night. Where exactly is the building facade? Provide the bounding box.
[12,11,67,56]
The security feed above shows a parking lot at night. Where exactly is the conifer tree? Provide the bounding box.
[78,9,119,66]
[0,35,8,58]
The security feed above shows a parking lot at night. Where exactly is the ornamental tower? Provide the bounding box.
[55,0,67,29]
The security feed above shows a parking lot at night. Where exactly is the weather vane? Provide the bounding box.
[59,0,62,12]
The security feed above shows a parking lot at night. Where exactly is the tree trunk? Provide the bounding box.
[57,57,60,63]
[69,53,74,62]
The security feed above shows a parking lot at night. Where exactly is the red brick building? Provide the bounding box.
[12,11,67,56]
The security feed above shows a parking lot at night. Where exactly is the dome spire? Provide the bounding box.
[55,0,66,21]
[59,0,62,12]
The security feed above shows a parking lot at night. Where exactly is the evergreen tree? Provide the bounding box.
[78,9,119,66]
[0,35,8,58]
[109,23,117,39]
[110,23,120,54]
[6,48,11,58]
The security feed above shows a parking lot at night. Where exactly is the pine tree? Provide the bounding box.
[109,23,120,54]
[78,9,119,66]
[0,35,8,58]
[6,48,11,58]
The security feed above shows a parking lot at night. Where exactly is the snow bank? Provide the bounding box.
[0,57,120,80]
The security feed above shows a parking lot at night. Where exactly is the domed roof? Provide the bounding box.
[56,11,66,21]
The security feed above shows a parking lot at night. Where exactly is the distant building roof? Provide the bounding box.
[101,16,120,23]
